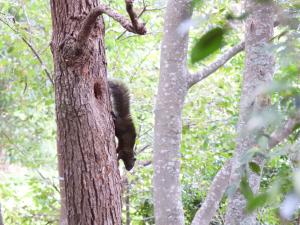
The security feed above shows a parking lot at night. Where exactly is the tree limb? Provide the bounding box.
[116,6,164,40]
[125,0,145,33]
[77,1,146,48]
[187,21,280,89]
[191,160,232,225]
[187,42,245,88]
[191,112,300,225]
[268,112,300,148]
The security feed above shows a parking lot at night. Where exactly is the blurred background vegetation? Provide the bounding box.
[0,0,299,224]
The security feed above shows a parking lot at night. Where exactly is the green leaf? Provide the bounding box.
[240,175,254,200]
[246,192,269,213]
[192,0,202,8]
[191,27,225,63]
[249,162,261,175]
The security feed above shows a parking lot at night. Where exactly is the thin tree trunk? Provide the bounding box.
[153,0,192,224]
[191,161,232,225]
[224,1,275,224]
[0,203,3,225]
[50,1,122,224]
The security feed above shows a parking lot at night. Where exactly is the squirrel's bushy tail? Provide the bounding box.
[108,80,130,118]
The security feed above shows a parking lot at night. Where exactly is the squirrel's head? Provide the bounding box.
[118,150,136,171]
[124,157,136,171]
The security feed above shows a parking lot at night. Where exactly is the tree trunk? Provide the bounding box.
[191,161,232,225]
[50,1,122,224]
[0,202,3,225]
[224,1,275,224]
[153,0,191,224]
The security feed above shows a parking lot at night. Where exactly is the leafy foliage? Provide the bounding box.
[0,0,300,224]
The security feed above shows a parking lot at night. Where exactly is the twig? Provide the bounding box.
[137,145,150,155]
[20,37,54,86]
[116,7,164,40]
[188,42,245,88]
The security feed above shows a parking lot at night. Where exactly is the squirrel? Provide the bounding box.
[108,80,136,171]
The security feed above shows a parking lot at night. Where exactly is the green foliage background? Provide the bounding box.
[0,0,299,224]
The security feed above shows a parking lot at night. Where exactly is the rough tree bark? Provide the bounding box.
[153,1,250,224]
[51,1,121,224]
[153,0,192,224]
[50,0,145,224]
[224,1,275,225]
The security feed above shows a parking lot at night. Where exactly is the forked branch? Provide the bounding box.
[77,0,146,48]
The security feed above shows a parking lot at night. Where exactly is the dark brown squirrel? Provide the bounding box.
[108,80,136,171]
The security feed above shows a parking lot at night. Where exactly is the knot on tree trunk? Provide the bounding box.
[59,36,91,66]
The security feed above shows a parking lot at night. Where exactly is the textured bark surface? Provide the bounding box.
[224,1,275,225]
[153,1,191,225]
[50,1,122,224]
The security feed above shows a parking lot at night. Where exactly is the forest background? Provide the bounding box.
[0,0,300,224]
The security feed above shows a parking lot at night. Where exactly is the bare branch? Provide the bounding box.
[116,3,148,40]
[191,111,300,225]
[188,42,245,88]
[136,144,151,155]
[136,160,152,167]
[191,161,232,225]
[77,1,146,48]
[125,0,144,32]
